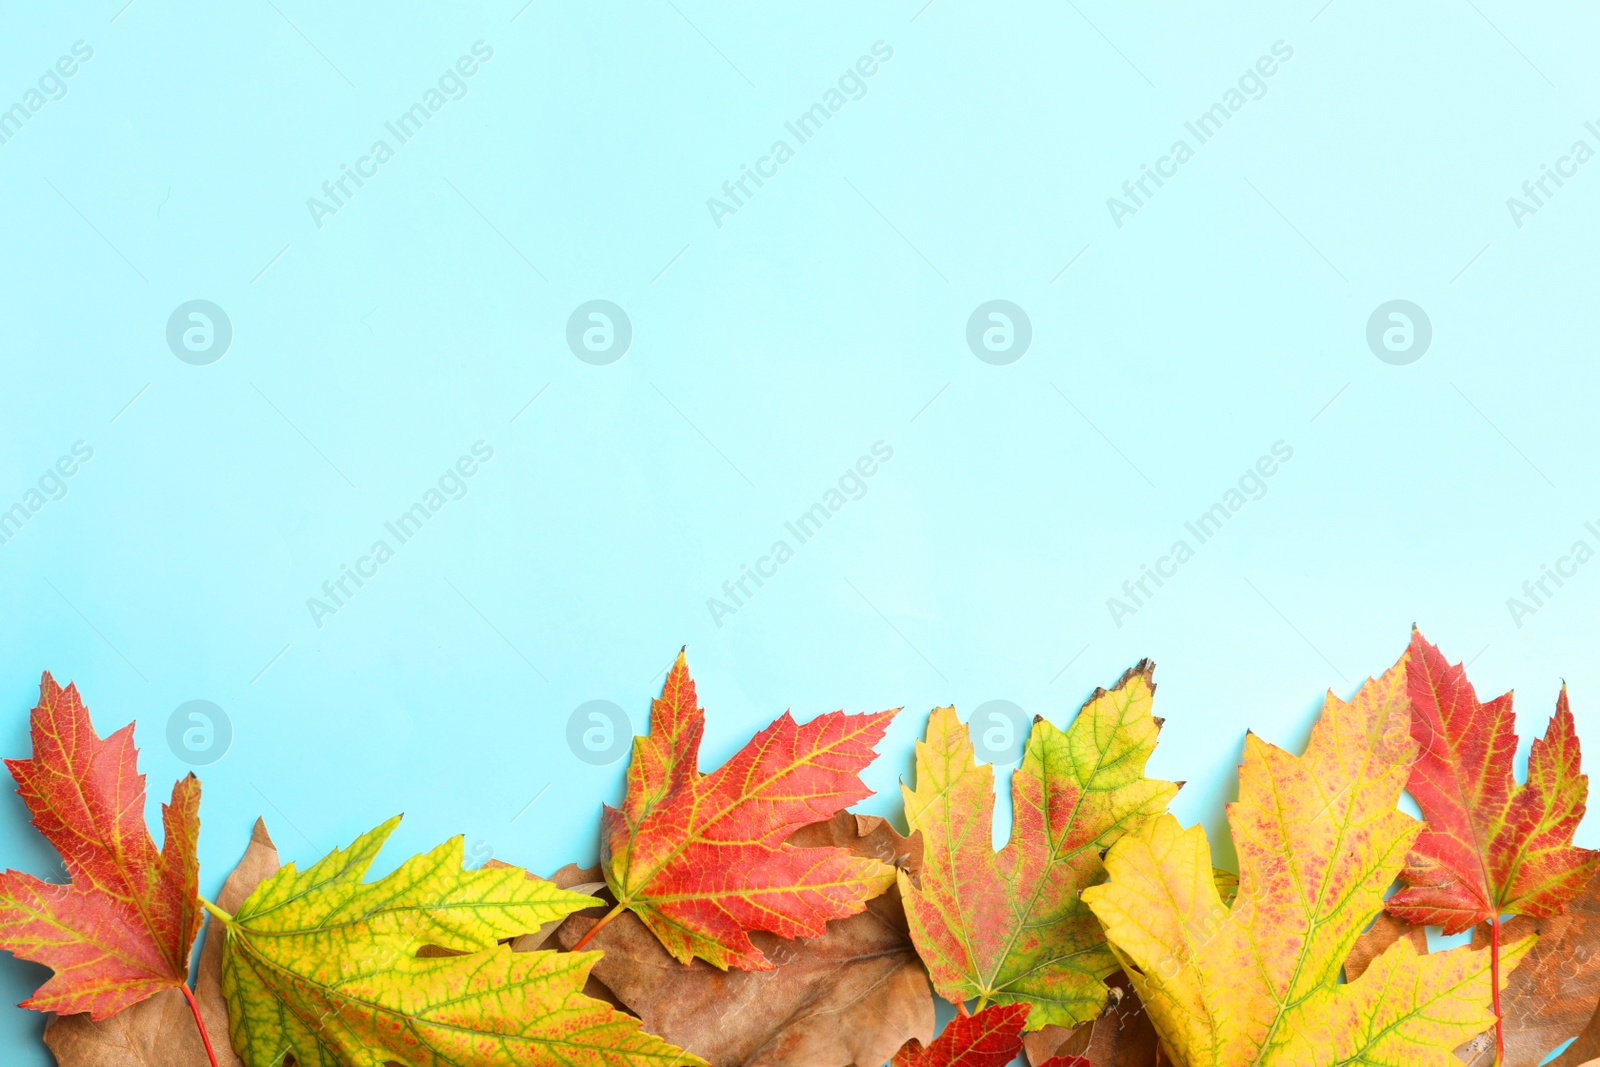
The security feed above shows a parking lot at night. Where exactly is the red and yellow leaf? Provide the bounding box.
[1384,629,1600,1062]
[599,651,897,969]
[1387,627,1600,931]
[558,812,934,1067]
[893,1003,1034,1067]
[0,673,202,1020]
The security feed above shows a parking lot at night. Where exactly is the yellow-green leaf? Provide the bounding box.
[899,662,1178,1030]
[219,816,703,1067]
[1082,652,1533,1066]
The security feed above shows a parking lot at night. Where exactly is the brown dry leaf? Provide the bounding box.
[804,812,922,876]
[41,986,215,1067]
[42,818,280,1067]
[1022,972,1159,1067]
[554,811,933,1067]
[1344,911,1430,984]
[544,861,605,888]
[1549,1007,1600,1067]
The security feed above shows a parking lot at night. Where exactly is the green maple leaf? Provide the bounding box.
[215,816,702,1067]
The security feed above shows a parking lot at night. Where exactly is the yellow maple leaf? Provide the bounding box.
[1082,653,1533,1067]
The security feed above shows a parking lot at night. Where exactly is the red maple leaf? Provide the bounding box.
[581,651,897,969]
[1387,629,1600,1062]
[0,673,203,1020]
[893,1003,1088,1067]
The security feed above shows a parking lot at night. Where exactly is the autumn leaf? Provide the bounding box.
[214,815,704,1067]
[1384,629,1600,1062]
[1387,630,1599,933]
[43,818,278,1067]
[0,673,203,1021]
[1550,1013,1600,1067]
[1083,651,1533,1066]
[899,662,1178,1030]
[893,1003,1091,1067]
[558,812,934,1067]
[892,1003,1036,1067]
[588,651,897,969]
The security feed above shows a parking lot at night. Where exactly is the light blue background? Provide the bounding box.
[3,1,1599,1062]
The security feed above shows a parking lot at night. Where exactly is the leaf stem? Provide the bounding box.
[1490,913,1503,1067]
[179,981,222,1067]
[972,995,989,1014]
[199,896,234,925]
[569,902,625,952]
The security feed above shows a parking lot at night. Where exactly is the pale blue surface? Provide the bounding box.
[3,2,1600,1063]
